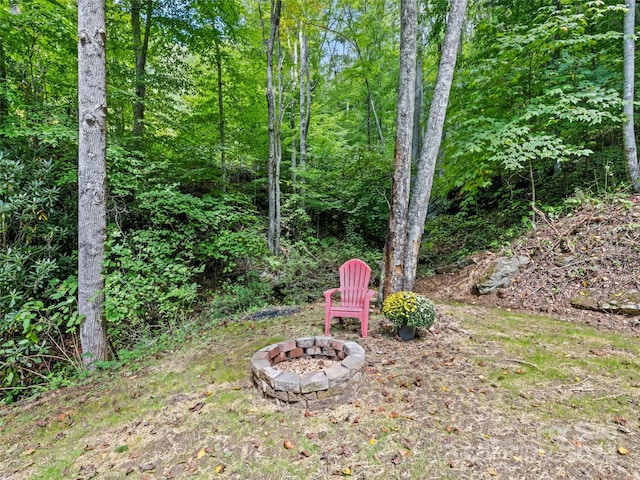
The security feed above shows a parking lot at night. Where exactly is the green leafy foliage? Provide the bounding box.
[0,150,81,402]
[442,0,626,204]
[104,184,266,348]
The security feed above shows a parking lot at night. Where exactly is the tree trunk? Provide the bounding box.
[131,0,152,138]
[299,29,311,177]
[78,0,108,368]
[290,37,298,187]
[264,0,282,255]
[382,0,417,299]
[274,33,284,253]
[0,38,7,124]
[412,51,423,164]
[402,0,468,290]
[215,41,226,192]
[624,0,639,192]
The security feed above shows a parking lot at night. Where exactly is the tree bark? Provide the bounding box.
[290,36,298,186]
[412,49,423,164]
[402,0,468,290]
[299,29,311,177]
[0,38,7,124]
[264,0,282,255]
[78,0,108,367]
[382,0,417,299]
[624,0,639,192]
[131,0,152,138]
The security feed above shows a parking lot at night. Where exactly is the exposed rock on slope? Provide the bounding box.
[416,195,640,333]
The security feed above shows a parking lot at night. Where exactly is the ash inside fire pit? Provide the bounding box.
[276,357,341,375]
[250,336,366,410]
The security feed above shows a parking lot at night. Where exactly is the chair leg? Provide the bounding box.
[360,314,367,338]
[325,309,331,336]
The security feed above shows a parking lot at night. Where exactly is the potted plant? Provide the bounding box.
[381,291,437,341]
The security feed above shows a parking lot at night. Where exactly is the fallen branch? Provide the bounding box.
[509,359,543,372]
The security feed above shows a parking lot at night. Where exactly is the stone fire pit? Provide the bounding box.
[251,336,366,410]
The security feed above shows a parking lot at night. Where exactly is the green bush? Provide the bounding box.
[209,273,272,320]
[0,151,78,402]
[104,186,267,348]
[381,291,436,329]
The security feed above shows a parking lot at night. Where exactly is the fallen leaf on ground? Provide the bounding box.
[614,416,627,426]
[196,448,206,459]
[189,402,205,413]
[618,447,631,455]
[487,467,498,476]
[283,440,295,450]
[337,444,352,456]
[297,450,311,459]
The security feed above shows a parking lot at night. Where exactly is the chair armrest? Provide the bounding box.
[363,289,376,306]
[323,287,339,300]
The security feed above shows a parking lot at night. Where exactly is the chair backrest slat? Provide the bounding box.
[339,259,371,307]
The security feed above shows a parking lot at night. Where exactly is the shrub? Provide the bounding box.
[0,151,78,402]
[381,291,437,329]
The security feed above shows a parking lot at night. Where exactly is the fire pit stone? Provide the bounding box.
[251,335,366,410]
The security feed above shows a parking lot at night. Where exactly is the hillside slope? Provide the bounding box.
[416,194,640,334]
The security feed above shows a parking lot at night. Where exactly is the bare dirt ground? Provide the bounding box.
[2,196,640,480]
[415,195,640,335]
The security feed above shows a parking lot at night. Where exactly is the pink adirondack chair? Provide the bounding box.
[324,259,375,338]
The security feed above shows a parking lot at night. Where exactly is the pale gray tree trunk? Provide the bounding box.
[402,0,468,290]
[290,36,298,186]
[274,34,284,253]
[0,39,7,124]
[382,0,417,299]
[78,0,108,367]
[299,29,311,176]
[624,0,639,192]
[411,53,422,164]
[263,0,282,255]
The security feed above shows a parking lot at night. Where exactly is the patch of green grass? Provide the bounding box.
[462,308,640,428]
